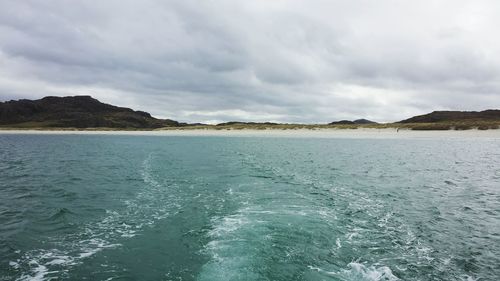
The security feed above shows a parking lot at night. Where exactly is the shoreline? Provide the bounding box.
[1,127,500,139]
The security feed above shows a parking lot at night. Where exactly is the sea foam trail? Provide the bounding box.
[309,262,399,281]
[199,146,440,281]
[11,153,177,281]
[197,210,262,281]
[196,149,339,281]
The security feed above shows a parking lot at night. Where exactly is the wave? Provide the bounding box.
[218,146,445,281]
[10,153,178,281]
[197,206,269,281]
[197,214,254,280]
[309,262,399,281]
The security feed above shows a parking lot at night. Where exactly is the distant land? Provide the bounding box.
[399,110,500,123]
[1,96,499,130]
[329,119,377,125]
[0,96,181,129]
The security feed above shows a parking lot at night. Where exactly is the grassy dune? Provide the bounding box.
[2,121,499,131]
[157,121,500,131]
[0,122,500,131]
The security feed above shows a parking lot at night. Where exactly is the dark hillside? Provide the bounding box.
[0,96,180,128]
[399,110,500,123]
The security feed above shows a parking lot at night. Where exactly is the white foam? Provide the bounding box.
[18,262,51,281]
[13,153,179,280]
[307,265,323,272]
[310,262,399,281]
[208,215,249,237]
[347,232,360,240]
[9,261,20,269]
[198,208,264,281]
[348,262,399,281]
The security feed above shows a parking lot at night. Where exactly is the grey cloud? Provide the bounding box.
[0,0,499,123]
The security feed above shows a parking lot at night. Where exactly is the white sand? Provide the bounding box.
[1,128,500,139]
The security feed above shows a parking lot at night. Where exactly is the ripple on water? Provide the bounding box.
[308,262,399,281]
[2,135,499,281]
[9,153,180,281]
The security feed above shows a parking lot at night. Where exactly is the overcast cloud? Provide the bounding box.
[1,0,499,123]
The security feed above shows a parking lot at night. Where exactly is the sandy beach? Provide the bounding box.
[1,128,500,139]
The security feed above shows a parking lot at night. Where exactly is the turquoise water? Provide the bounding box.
[0,134,499,281]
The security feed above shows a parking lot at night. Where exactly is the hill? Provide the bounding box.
[0,96,180,128]
[395,110,500,130]
[329,119,377,125]
[399,110,500,123]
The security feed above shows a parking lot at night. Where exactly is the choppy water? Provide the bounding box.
[0,133,499,281]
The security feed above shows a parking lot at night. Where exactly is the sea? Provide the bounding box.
[0,132,499,281]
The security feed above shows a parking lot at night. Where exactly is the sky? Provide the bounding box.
[1,0,499,123]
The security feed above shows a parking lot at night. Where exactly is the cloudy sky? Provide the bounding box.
[1,0,499,123]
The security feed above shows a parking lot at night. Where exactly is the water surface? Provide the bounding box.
[1,133,499,280]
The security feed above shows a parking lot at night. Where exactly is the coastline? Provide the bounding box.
[1,127,500,139]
